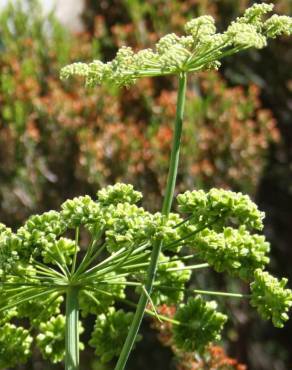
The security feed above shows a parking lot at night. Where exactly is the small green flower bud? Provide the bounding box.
[42,237,78,266]
[104,202,154,252]
[153,212,183,252]
[60,62,89,80]
[17,210,66,258]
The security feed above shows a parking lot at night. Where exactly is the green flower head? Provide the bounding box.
[89,308,141,363]
[37,315,84,363]
[173,296,227,353]
[60,4,292,87]
[0,324,32,368]
[250,269,292,328]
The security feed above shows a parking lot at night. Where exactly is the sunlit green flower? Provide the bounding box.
[60,4,291,87]
[250,269,292,328]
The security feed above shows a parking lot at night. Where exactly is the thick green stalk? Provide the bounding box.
[114,72,187,370]
[65,287,79,370]
[161,73,187,214]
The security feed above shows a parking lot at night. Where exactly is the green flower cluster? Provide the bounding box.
[97,183,142,205]
[0,183,291,365]
[0,324,32,368]
[265,14,292,38]
[0,183,188,364]
[173,296,227,352]
[0,209,77,275]
[60,4,292,87]
[250,269,292,328]
[177,188,264,231]
[61,195,104,235]
[103,202,154,253]
[36,315,66,363]
[0,224,19,276]
[17,211,66,258]
[192,226,270,281]
[103,205,185,253]
[36,315,84,363]
[0,305,17,326]
[89,308,141,363]
[224,3,274,49]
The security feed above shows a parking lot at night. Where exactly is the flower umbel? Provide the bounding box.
[173,296,227,352]
[60,4,292,87]
[0,183,291,367]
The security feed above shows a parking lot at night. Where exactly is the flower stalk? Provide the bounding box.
[114,72,187,370]
[65,286,80,370]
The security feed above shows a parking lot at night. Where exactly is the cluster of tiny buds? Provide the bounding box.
[60,4,292,87]
[0,183,292,367]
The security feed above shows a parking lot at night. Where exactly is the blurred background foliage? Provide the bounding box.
[0,0,291,369]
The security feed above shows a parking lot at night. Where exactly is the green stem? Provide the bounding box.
[166,263,209,272]
[81,246,150,283]
[161,73,187,214]
[119,254,195,271]
[192,289,250,299]
[65,287,79,370]
[71,227,79,274]
[88,286,181,326]
[72,242,106,282]
[154,284,249,299]
[114,72,187,370]
[162,215,221,250]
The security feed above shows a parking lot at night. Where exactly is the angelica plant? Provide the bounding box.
[0,184,291,369]
[0,4,292,370]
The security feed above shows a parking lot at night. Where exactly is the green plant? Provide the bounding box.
[0,4,292,370]
[0,184,291,369]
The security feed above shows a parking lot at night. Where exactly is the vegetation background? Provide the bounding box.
[0,0,291,369]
